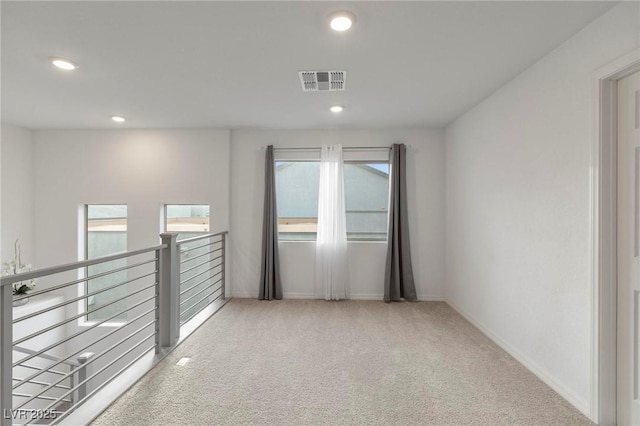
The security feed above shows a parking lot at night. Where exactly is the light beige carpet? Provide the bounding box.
[91,299,592,425]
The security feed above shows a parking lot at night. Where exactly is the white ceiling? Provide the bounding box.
[1,1,617,130]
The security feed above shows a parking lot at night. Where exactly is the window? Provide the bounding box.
[165,204,210,239]
[275,160,389,241]
[85,205,127,322]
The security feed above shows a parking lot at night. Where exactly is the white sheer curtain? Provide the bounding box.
[315,144,348,300]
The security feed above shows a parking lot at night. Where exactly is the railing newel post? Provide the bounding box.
[159,233,180,349]
[1,283,12,426]
[70,365,75,404]
[76,352,94,402]
[221,233,226,300]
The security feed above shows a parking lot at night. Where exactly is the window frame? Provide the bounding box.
[342,160,390,242]
[274,157,390,243]
[81,204,128,326]
[163,204,211,237]
[275,159,320,242]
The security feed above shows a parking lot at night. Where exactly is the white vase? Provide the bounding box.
[13,296,29,307]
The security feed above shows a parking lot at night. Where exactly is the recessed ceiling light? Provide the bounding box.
[50,57,78,71]
[329,11,355,32]
[111,116,126,123]
[330,105,344,113]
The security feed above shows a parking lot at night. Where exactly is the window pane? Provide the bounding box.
[275,161,320,241]
[344,163,389,241]
[274,161,389,242]
[87,205,127,322]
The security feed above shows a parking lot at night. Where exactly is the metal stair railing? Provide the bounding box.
[12,346,94,411]
[176,232,227,325]
[0,231,229,426]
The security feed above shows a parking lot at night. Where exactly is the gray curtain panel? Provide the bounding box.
[259,145,283,300]
[384,143,417,302]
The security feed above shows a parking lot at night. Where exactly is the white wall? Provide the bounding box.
[445,2,640,418]
[230,129,445,300]
[1,123,35,265]
[17,129,232,418]
[31,129,230,272]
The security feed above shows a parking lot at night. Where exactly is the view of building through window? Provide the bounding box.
[86,204,127,322]
[166,204,210,237]
[276,161,320,241]
[275,161,389,241]
[344,163,389,240]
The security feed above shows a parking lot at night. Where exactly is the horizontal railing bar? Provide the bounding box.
[13,346,79,367]
[13,307,156,391]
[179,246,222,265]
[1,245,165,287]
[13,294,156,372]
[180,271,224,305]
[34,332,156,419]
[14,271,157,324]
[179,255,219,276]
[180,270,222,296]
[14,281,157,345]
[18,363,68,377]
[17,321,156,411]
[179,262,221,286]
[180,239,219,253]
[180,279,222,307]
[15,257,157,301]
[180,286,222,319]
[13,377,71,391]
[84,313,156,352]
[176,231,227,246]
[181,292,224,325]
[48,343,156,426]
[12,392,72,403]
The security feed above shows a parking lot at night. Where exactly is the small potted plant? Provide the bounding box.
[2,239,36,306]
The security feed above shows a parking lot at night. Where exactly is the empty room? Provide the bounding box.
[1,1,639,425]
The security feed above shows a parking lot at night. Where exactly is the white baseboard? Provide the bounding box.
[231,292,259,298]
[445,299,591,418]
[418,295,446,302]
[232,291,444,302]
[283,292,318,299]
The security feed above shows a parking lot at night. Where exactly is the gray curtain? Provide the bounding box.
[384,143,417,302]
[259,145,283,300]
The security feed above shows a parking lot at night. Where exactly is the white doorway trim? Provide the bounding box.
[592,48,640,425]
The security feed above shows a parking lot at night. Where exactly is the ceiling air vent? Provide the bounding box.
[299,71,346,92]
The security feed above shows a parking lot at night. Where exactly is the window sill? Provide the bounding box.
[77,319,128,328]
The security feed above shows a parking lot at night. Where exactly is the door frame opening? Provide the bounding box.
[592,49,640,425]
